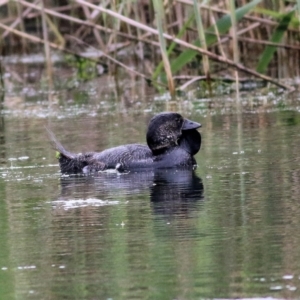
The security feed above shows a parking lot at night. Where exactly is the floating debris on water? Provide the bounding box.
[282,274,294,280]
[269,285,283,291]
[51,198,120,210]
[17,265,36,270]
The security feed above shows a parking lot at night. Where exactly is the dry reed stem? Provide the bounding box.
[16,0,27,51]
[17,0,160,48]
[1,0,38,38]
[219,21,261,45]
[228,0,240,99]
[153,0,175,96]
[176,75,260,91]
[178,0,298,33]
[209,21,300,51]
[80,3,106,50]
[25,3,82,18]
[193,0,211,84]
[0,20,165,87]
[179,76,207,90]
[45,14,65,47]
[16,0,135,42]
[1,0,297,91]
[75,0,294,91]
[0,60,4,90]
[210,9,226,57]
[225,35,300,50]
[41,0,53,88]
[69,36,167,87]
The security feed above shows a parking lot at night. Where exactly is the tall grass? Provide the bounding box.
[228,0,240,99]
[41,0,53,89]
[0,60,4,91]
[193,0,210,81]
[153,0,175,97]
[0,0,299,93]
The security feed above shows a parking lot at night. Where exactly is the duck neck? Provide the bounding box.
[151,145,173,156]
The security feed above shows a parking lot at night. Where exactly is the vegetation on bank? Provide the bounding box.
[0,0,300,95]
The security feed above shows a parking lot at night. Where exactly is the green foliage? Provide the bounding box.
[153,0,175,95]
[170,0,262,75]
[0,0,297,92]
[65,54,98,81]
[193,0,210,77]
[152,14,195,81]
[255,7,299,27]
[256,9,295,74]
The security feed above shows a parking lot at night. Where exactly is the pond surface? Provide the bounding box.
[1,82,300,299]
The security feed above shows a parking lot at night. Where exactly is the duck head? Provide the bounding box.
[146,112,201,154]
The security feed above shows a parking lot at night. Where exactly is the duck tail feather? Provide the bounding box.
[45,127,75,159]
[46,127,89,174]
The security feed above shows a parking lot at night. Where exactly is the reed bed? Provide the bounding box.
[0,0,300,94]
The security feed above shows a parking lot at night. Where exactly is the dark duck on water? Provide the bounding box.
[48,112,202,174]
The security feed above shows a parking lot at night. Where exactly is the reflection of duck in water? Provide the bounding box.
[48,112,201,174]
[58,169,204,217]
[150,169,204,218]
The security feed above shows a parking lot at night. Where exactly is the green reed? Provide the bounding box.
[0,0,299,93]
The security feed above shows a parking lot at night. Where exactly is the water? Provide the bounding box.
[1,88,300,299]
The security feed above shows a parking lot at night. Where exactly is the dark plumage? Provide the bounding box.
[48,112,201,174]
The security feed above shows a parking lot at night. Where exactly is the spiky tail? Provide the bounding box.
[46,127,89,174]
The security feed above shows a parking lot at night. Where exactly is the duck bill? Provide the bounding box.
[182,118,201,130]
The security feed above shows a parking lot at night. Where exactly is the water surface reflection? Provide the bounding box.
[2,106,300,299]
[56,169,204,217]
